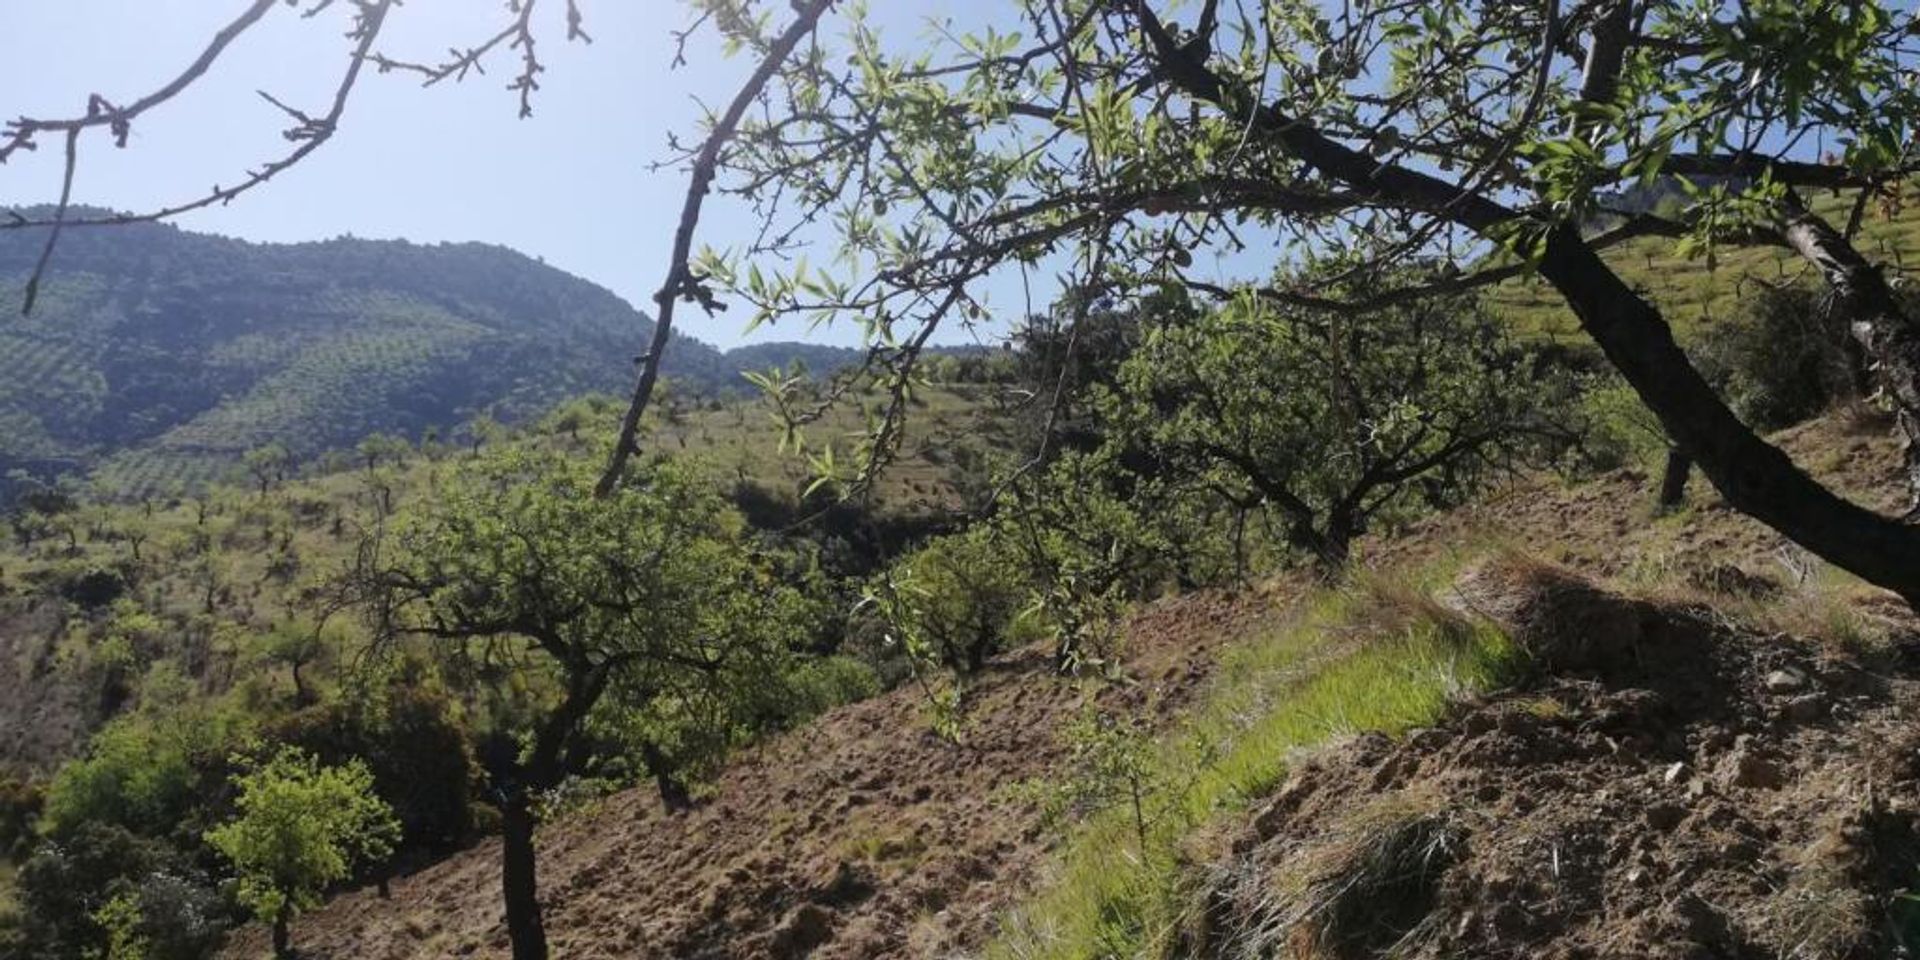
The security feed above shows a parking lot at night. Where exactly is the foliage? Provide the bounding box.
[1574,376,1674,474]
[9,822,226,960]
[267,676,478,852]
[874,526,1035,674]
[203,748,399,951]
[39,700,245,846]
[0,781,39,862]
[1691,285,1862,431]
[1107,287,1563,569]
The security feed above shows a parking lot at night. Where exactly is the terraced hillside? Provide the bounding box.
[0,211,951,499]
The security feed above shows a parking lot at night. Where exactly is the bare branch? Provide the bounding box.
[595,0,839,499]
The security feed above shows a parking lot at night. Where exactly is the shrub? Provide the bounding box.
[39,702,244,846]
[0,780,41,862]
[267,682,477,852]
[1691,285,1857,431]
[9,822,224,960]
[881,526,1035,673]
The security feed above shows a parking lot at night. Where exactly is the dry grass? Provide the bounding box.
[1209,787,1461,960]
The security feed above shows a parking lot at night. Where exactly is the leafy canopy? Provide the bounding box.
[203,747,399,927]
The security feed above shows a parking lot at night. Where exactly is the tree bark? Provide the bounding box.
[499,792,548,960]
[1658,447,1691,509]
[639,740,693,814]
[272,898,292,958]
[1779,193,1920,512]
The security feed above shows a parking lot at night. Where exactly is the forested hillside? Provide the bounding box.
[0,211,907,499]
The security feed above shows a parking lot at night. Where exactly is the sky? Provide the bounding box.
[0,0,995,350]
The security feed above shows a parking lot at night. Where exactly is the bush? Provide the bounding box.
[0,779,41,862]
[880,526,1037,673]
[1691,285,1857,431]
[39,703,244,846]
[10,821,227,960]
[267,681,477,852]
[1572,377,1672,474]
[90,871,229,960]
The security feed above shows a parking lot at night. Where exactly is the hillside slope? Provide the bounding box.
[0,210,735,494]
[231,412,1920,959]
[0,213,974,499]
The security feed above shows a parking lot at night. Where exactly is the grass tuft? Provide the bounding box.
[988,564,1521,960]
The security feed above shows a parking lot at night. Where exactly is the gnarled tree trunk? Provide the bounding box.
[1780,193,1920,513]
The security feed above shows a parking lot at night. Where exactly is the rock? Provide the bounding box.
[1645,801,1686,831]
[1784,693,1827,723]
[1764,668,1809,694]
[770,904,835,958]
[1720,747,1786,790]
[1663,761,1688,785]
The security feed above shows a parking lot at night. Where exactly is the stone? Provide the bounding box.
[770,904,835,958]
[1721,747,1785,790]
[1764,668,1809,694]
[1784,694,1827,723]
[1645,801,1686,831]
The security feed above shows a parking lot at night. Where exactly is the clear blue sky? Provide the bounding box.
[0,0,1001,350]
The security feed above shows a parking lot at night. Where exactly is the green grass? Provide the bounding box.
[988,566,1522,960]
[1489,187,1920,343]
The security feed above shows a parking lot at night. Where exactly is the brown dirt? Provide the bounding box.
[226,583,1299,959]
[1185,558,1920,959]
[0,600,88,775]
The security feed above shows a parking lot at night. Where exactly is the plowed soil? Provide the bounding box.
[228,584,1298,959]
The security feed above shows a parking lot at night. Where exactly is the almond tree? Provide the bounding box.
[667,0,1920,604]
[344,447,808,960]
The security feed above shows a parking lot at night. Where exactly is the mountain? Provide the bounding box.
[0,210,891,497]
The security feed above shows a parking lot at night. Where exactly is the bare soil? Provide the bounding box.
[1185,558,1920,959]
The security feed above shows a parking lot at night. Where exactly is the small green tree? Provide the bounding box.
[880,527,1033,674]
[204,748,399,958]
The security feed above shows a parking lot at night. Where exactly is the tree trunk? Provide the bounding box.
[1780,194,1920,513]
[1657,448,1691,509]
[272,900,292,958]
[639,740,693,813]
[499,792,548,960]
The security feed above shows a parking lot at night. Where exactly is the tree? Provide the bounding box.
[204,748,399,959]
[1109,284,1556,571]
[355,433,410,474]
[243,443,294,498]
[661,0,1920,604]
[882,526,1032,673]
[345,446,809,960]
